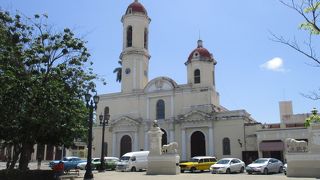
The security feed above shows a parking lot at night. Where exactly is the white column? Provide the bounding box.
[134,131,139,151]
[169,130,174,143]
[112,133,116,157]
[181,129,186,160]
[147,98,150,120]
[208,127,214,156]
[144,130,149,150]
[171,96,174,117]
[44,145,47,160]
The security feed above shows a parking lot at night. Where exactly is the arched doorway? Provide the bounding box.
[120,135,132,157]
[161,129,167,146]
[191,131,206,157]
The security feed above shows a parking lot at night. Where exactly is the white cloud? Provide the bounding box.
[260,57,286,72]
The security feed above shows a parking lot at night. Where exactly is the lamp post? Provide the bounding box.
[84,92,99,180]
[98,107,110,172]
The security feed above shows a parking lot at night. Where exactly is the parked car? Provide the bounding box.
[179,156,217,173]
[104,157,120,170]
[49,156,86,171]
[246,158,283,175]
[210,158,245,174]
[77,157,119,170]
[76,158,101,170]
[283,163,287,175]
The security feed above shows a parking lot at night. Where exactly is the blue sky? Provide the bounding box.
[1,0,319,123]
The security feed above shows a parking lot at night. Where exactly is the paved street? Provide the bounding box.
[78,170,317,180]
[0,161,318,180]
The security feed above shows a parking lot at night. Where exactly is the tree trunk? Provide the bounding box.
[18,143,33,170]
[8,144,21,170]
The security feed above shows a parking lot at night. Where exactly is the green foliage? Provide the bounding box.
[113,60,122,82]
[299,0,320,34]
[304,108,320,127]
[0,10,101,168]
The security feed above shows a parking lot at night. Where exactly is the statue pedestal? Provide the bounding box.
[286,153,320,177]
[146,120,180,175]
[147,154,180,175]
[286,123,320,178]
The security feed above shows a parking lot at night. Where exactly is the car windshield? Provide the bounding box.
[254,159,268,164]
[120,156,130,161]
[190,158,199,162]
[216,159,230,164]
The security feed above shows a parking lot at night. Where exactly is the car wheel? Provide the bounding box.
[278,166,283,173]
[240,166,244,173]
[131,167,136,172]
[180,170,185,173]
[247,172,252,175]
[190,167,196,173]
[226,168,231,174]
[263,168,268,175]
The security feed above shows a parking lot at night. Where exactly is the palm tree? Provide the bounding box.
[113,60,122,82]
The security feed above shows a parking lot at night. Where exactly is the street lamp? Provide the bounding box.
[84,92,99,180]
[98,107,110,172]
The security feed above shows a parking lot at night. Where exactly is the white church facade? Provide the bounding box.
[92,0,259,162]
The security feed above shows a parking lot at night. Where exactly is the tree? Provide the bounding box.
[304,108,320,127]
[113,60,122,82]
[271,0,320,100]
[0,11,99,170]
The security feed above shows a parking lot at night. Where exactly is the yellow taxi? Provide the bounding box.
[179,156,217,173]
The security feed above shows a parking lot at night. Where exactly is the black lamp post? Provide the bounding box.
[84,92,99,180]
[98,107,110,172]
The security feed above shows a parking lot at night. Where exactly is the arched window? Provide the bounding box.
[223,137,231,155]
[126,26,132,47]
[194,69,200,84]
[156,99,165,119]
[144,28,148,49]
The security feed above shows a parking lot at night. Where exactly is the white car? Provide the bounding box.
[210,158,245,174]
[246,158,283,175]
[76,158,101,170]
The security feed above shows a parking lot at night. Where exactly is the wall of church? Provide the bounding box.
[213,119,244,160]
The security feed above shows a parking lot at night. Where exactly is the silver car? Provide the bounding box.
[246,158,283,175]
[210,158,245,174]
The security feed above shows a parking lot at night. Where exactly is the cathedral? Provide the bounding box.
[93,0,259,162]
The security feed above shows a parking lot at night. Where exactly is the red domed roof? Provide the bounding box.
[126,0,147,15]
[186,40,214,65]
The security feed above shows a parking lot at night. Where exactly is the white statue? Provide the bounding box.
[162,142,178,154]
[286,138,308,152]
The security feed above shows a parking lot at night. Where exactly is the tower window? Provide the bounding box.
[156,99,165,119]
[194,69,200,84]
[223,137,231,155]
[127,26,132,47]
[144,28,148,49]
[127,8,132,14]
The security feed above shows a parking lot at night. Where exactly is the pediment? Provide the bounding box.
[180,110,211,122]
[144,77,178,93]
[110,116,141,127]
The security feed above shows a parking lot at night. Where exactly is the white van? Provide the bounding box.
[116,151,149,172]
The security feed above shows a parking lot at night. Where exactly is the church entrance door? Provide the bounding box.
[120,135,132,157]
[161,128,167,146]
[191,131,206,158]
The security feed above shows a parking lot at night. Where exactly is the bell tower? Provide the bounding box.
[120,0,151,93]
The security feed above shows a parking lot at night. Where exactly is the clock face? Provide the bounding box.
[125,68,131,74]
